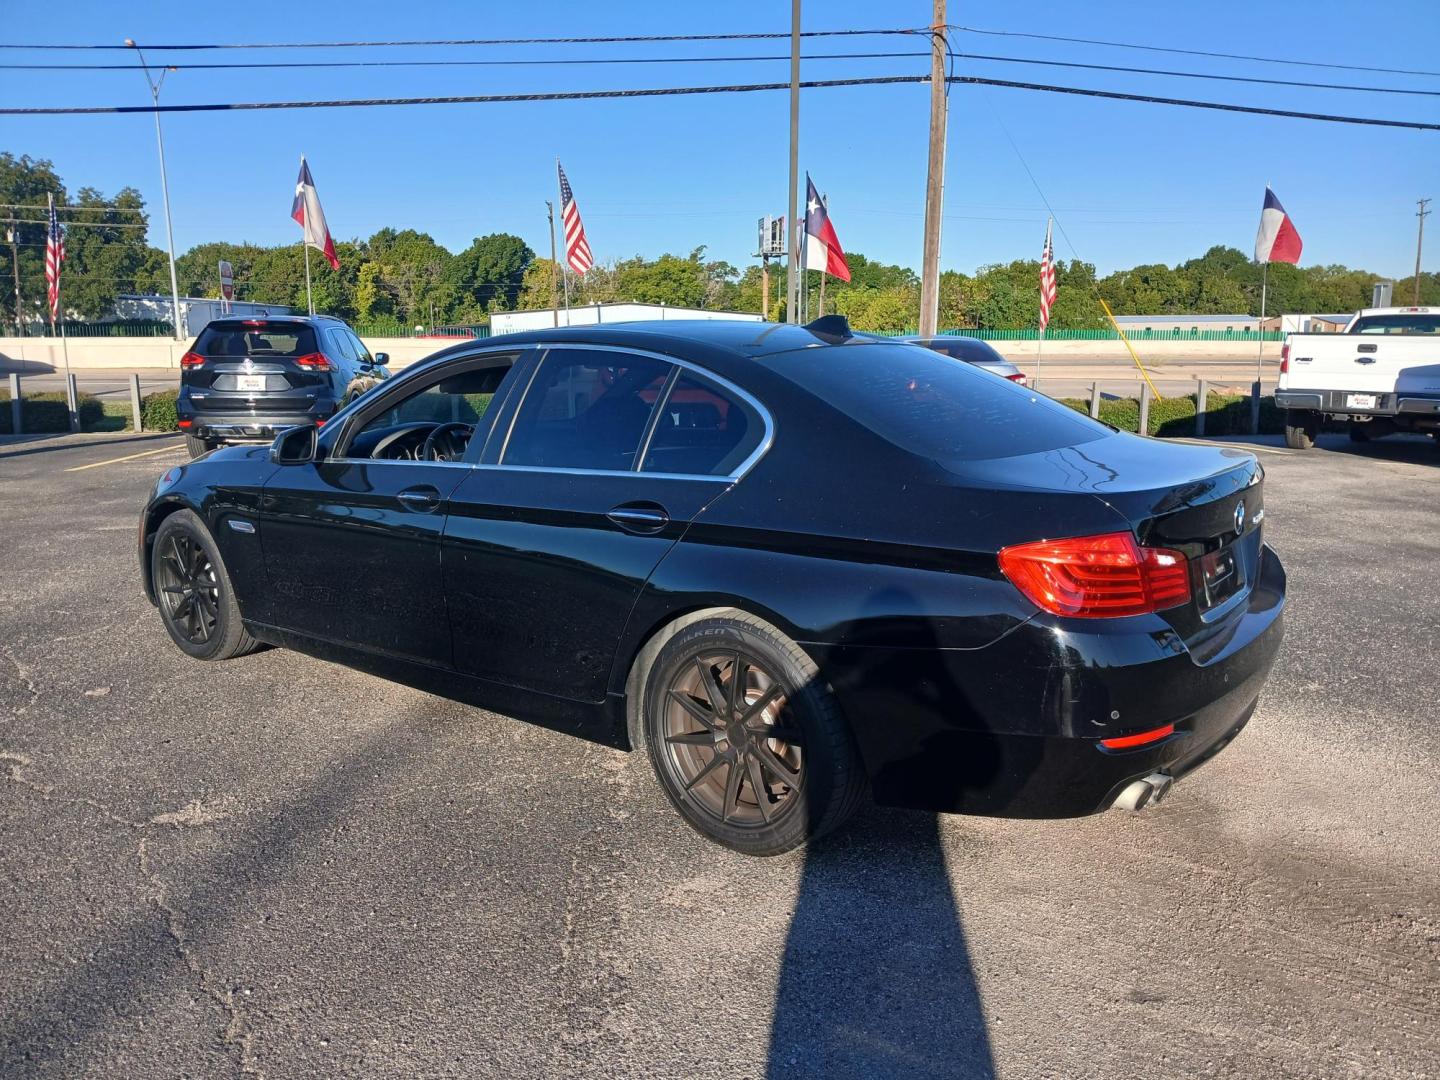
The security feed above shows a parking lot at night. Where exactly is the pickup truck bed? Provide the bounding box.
[1275,307,1440,449]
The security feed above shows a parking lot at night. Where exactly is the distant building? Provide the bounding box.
[110,294,296,337]
[1110,314,1260,334]
[1273,313,1351,334]
[490,302,762,336]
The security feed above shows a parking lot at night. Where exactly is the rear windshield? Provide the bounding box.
[912,337,1006,365]
[195,323,318,357]
[1350,313,1440,335]
[766,342,1108,462]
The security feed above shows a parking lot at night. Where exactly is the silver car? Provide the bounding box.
[901,336,1028,386]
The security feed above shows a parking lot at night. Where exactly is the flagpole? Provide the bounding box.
[557,159,572,326]
[303,241,314,316]
[48,193,77,432]
[1036,217,1052,391]
[1251,259,1269,434]
[547,200,559,329]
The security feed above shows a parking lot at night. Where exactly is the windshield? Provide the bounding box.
[764,342,1108,462]
[1350,313,1440,335]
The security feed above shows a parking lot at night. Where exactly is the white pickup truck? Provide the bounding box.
[1275,306,1440,449]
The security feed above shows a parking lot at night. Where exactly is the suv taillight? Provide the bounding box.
[293,352,333,372]
[998,532,1191,618]
[1279,343,1290,375]
[180,351,204,369]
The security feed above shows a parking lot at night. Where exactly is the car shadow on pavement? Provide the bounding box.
[767,808,996,1079]
[1316,432,1440,467]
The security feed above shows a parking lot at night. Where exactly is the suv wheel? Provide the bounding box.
[639,611,867,856]
[184,433,213,458]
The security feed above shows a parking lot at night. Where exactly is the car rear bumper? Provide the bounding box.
[809,542,1286,817]
[180,408,335,443]
[1276,388,1440,418]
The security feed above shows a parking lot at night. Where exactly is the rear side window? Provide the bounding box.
[767,343,1107,462]
[641,371,763,477]
[1350,314,1440,334]
[503,349,671,471]
[196,323,318,357]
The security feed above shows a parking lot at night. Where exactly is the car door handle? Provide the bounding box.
[606,503,670,534]
[397,487,442,512]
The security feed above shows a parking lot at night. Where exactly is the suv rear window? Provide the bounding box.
[767,342,1107,462]
[195,323,319,357]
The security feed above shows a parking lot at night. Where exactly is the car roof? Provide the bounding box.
[202,315,344,328]
[454,319,895,361]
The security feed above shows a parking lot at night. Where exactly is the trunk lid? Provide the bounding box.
[958,431,1264,640]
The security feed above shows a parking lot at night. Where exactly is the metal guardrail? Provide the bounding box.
[9,321,176,338]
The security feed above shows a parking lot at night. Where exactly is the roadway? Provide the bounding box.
[0,428,1435,1078]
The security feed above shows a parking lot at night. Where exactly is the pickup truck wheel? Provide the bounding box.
[1284,412,1319,450]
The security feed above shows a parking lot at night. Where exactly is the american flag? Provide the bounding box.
[557,161,593,276]
[45,194,66,326]
[1038,218,1056,334]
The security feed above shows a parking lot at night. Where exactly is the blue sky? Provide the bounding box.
[2,0,1436,278]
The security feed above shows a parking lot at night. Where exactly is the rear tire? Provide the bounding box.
[1283,411,1319,450]
[639,611,866,856]
[184,433,213,458]
[151,509,259,662]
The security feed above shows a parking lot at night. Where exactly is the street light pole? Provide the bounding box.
[126,40,184,341]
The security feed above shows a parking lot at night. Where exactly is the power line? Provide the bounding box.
[8,218,149,228]
[1,73,1436,130]
[9,49,1435,99]
[0,28,928,51]
[0,201,147,214]
[951,24,1440,79]
[1,50,933,71]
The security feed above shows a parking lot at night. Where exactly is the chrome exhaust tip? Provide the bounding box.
[1113,771,1174,811]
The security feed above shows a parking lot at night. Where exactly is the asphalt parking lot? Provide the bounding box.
[1,430,1437,1079]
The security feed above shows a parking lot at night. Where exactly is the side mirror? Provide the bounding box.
[372,352,389,365]
[269,424,317,465]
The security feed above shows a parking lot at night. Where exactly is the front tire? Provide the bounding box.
[1283,410,1319,450]
[151,509,258,662]
[640,611,866,856]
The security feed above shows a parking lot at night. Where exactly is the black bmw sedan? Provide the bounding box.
[139,318,1285,855]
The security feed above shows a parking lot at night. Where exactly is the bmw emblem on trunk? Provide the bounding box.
[1234,502,1246,534]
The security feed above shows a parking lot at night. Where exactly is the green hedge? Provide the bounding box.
[140,389,180,432]
[1056,391,1288,436]
[0,390,105,434]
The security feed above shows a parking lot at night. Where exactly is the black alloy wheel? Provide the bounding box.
[642,612,866,855]
[156,530,220,646]
[151,510,259,662]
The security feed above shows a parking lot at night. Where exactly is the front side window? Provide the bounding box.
[641,371,763,477]
[503,349,671,471]
[343,360,512,461]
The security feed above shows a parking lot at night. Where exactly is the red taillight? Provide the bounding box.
[293,352,333,372]
[1007,372,1028,385]
[177,419,192,428]
[997,531,1192,618]
[1279,343,1290,375]
[180,351,204,369]
[1101,723,1175,750]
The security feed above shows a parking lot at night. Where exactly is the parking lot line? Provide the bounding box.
[64,442,185,472]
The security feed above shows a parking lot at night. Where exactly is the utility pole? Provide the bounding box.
[785,0,801,323]
[1415,198,1431,305]
[125,41,184,340]
[917,1,948,337]
[6,215,22,332]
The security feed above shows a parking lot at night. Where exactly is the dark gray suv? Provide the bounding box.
[176,315,391,457]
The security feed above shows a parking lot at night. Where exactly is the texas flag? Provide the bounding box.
[291,156,340,270]
[803,174,851,282]
[1254,187,1303,264]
